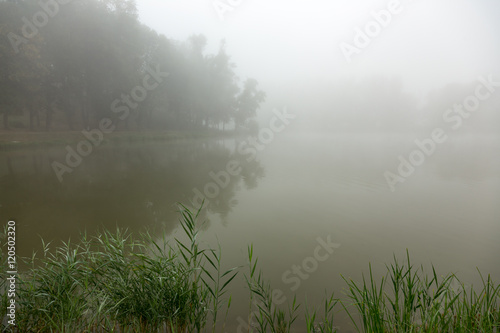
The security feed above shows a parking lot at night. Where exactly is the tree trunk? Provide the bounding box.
[36,109,40,128]
[81,102,90,130]
[45,107,52,131]
[147,109,153,129]
[29,97,39,131]
[3,112,8,129]
[29,109,35,131]
[62,98,75,130]
[6,156,14,176]
[66,111,75,130]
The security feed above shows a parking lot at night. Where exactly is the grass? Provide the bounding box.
[0,204,237,332]
[341,251,500,332]
[244,244,300,333]
[1,205,499,332]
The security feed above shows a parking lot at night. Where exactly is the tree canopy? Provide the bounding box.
[0,0,265,131]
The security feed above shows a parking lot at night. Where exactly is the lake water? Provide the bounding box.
[1,132,499,331]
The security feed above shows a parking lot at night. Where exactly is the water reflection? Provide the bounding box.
[0,134,498,330]
[0,139,264,257]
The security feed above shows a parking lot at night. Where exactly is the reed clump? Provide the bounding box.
[1,205,499,332]
[0,204,237,333]
[341,251,500,332]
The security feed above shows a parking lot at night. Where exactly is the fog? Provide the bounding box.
[1,0,500,331]
[139,0,500,132]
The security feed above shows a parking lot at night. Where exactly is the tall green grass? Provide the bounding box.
[244,244,300,333]
[1,206,499,332]
[341,250,500,332]
[0,204,237,332]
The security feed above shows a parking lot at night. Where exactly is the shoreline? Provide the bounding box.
[0,129,236,150]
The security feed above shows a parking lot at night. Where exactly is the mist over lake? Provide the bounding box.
[1,0,499,331]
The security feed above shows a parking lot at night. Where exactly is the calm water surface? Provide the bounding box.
[1,133,499,331]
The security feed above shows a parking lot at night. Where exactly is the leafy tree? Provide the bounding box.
[235,78,266,128]
[0,0,265,132]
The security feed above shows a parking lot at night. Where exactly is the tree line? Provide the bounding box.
[0,0,265,131]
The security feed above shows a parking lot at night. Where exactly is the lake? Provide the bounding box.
[1,132,499,331]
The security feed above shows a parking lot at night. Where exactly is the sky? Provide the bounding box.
[136,0,500,126]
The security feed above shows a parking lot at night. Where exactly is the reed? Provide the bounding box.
[341,250,500,332]
[1,208,499,332]
[0,204,237,332]
[244,246,300,333]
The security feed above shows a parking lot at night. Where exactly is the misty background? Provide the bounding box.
[1,0,500,331]
[138,0,500,133]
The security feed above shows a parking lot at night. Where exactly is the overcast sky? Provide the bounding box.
[136,0,500,124]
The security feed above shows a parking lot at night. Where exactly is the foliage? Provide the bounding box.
[0,203,238,332]
[0,0,265,131]
[0,208,498,332]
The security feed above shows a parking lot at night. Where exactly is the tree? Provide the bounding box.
[0,0,264,132]
[234,78,266,127]
[206,40,239,130]
[0,0,50,130]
